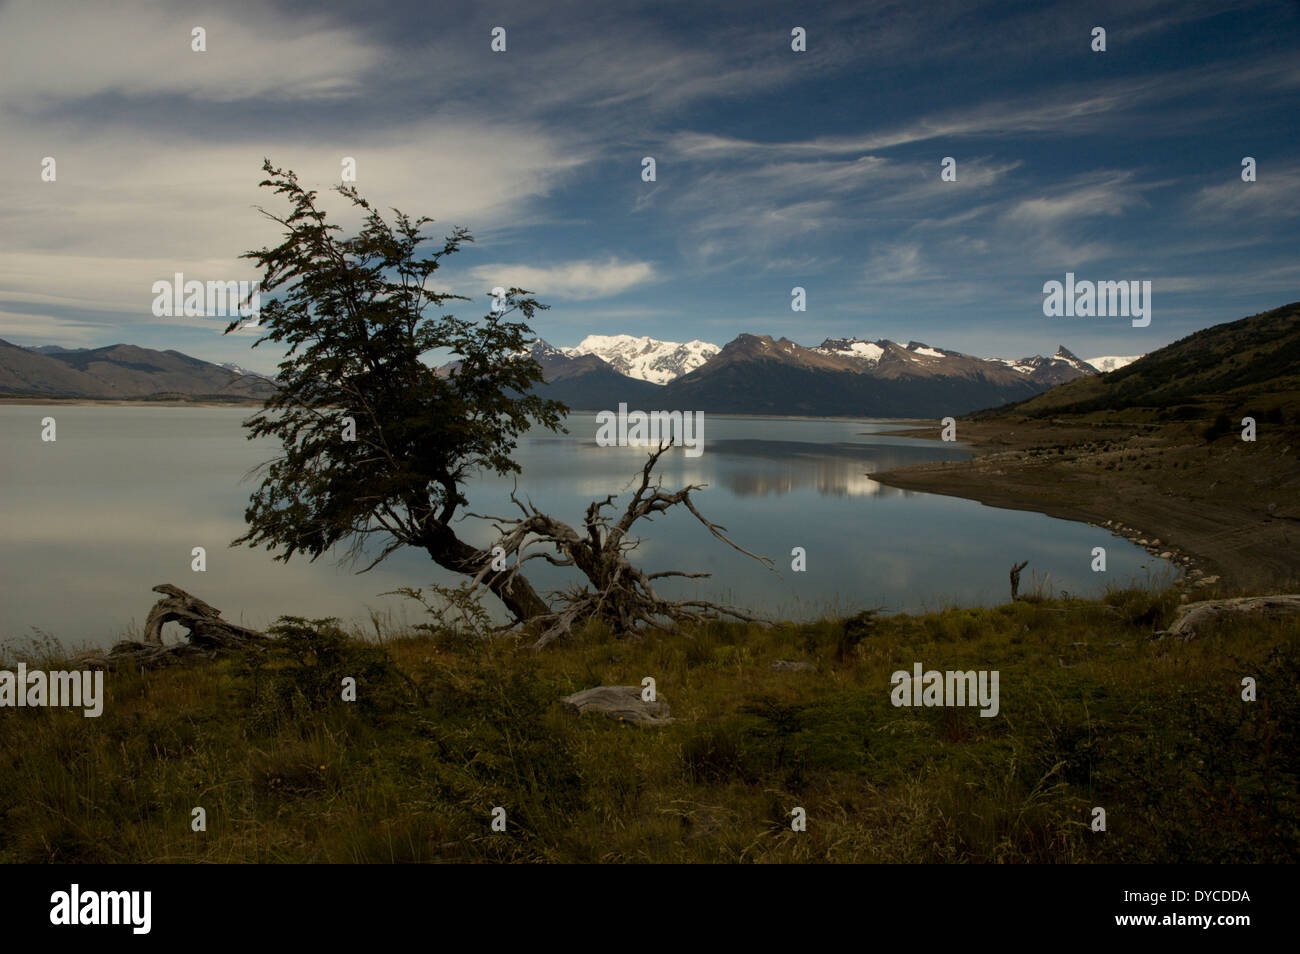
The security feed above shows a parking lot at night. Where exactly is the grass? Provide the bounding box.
[2,585,1297,863]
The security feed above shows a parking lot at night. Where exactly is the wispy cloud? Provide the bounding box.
[0,0,382,106]
[467,259,657,300]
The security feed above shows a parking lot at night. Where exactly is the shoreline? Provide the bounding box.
[0,396,263,408]
[872,417,1299,594]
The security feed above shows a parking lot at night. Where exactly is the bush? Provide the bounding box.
[837,610,879,661]
[238,616,409,733]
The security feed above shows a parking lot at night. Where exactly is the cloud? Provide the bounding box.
[1190,163,1300,221]
[0,122,587,337]
[1004,171,1147,225]
[667,50,1300,161]
[467,259,657,300]
[862,244,933,283]
[665,153,1020,267]
[0,0,382,106]
[0,309,109,345]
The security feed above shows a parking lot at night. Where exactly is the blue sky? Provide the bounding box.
[1,0,1297,375]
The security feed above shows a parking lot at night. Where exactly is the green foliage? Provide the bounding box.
[238,616,407,733]
[384,581,495,642]
[226,160,566,572]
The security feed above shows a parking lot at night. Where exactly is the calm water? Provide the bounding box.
[1,406,1171,649]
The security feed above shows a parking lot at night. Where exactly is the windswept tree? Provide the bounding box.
[225,160,564,622]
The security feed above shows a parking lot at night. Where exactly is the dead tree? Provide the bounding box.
[141,584,266,649]
[73,584,266,670]
[470,443,775,649]
[1009,560,1029,601]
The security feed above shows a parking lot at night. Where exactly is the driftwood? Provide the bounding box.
[561,686,674,726]
[1155,595,1300,640]
[73,584,266,670]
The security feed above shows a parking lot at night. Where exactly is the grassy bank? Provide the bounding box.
[3,586,1297,863]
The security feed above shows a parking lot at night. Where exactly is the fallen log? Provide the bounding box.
[561,685,674,726]
[1154,595,1300,640]
[72,583,266,670]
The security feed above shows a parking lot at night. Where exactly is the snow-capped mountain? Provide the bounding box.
[562,334,720,385]
[987,346,1098,385]
[1085,355,1143,373]
[435,332,1105,414]
[815,339,1096,387]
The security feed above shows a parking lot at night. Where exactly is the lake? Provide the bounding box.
[0,406,1172,650]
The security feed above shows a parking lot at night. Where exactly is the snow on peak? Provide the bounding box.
[907,343,945,359]
[814,337,886,363]
[562,334,719,384]
[1085,355,1143,373]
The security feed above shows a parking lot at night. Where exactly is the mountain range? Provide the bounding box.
[564,332,1135,384]
[0,339,277,401]
[2,332,1141,416]
[519,334,1140,417]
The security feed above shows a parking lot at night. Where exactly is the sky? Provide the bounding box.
[1,0,1297,376]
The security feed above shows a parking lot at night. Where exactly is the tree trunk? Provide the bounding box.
[423,524,550,622]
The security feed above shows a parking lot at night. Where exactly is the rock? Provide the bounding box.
[1159,551,1172,559]
[1137,539,1149,546]
[1157,595,1300,640]
[1151,539,1161,546]
[561,686,674,726]
[770,659,817,672]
